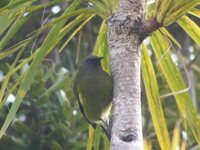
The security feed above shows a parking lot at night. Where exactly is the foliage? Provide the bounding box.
[0,66,91,149]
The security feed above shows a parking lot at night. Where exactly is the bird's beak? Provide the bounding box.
[99,56,104,60]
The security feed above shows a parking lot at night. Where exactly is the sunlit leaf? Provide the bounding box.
[0,0,82,139]
[177,15,200,45]
[163,0,200,25]
[87,125,95,150]
[150,30,200,144]
[171,121,181,150]
[142,43,171,150]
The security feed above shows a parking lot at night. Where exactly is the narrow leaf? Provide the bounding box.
[172,121,181,150]
[87,125,95,150]
[93,126,101,150]
[150,30,200,144]
[163,0,200,25]
[160,28,181,49]
[177,15,200,45]
[0,8,31,50]
[0,12,15,35]
[144,138,152,150]
[156,0,172,24]
[93,20,110,72]
[188,8,200,19]
[58,14,95,53]
[0,0,82,139]
[142,43,171,150]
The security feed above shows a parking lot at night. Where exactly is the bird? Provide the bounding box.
[73,56,113,138]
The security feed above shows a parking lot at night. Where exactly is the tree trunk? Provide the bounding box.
[107,0,145,149]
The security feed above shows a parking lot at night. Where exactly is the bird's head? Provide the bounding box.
[85,56,104,64]
[81,56,104,70]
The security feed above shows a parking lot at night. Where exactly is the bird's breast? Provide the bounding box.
[78,70,112,122]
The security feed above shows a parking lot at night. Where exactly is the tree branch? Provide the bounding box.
[107,0,145,149]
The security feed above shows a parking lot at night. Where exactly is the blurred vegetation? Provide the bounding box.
[0,0,200,150]
[0,1,103,149]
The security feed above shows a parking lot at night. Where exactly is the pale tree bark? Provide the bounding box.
[107,0,145,149]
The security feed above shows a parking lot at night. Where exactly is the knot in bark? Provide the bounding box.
[119,128,138,142]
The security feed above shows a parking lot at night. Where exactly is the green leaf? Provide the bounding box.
[171,121,181,150]
[0,11,15,35]
[88,0,110,18]
[150,30,200,144]
[87,125,95,150]
[144,138,152,150]
[159,28,181,49]
[0,0,35,14]
[177,15,200,45]
[51,141,63,150]
[93,126,101,150]
[0,14,30,50]
[163,0,200,25]
[93,20,108,56]
[58,14,95,53]
[103,133,110,150]
[93,20,110,73]
[0,44,27,106]
[0,0,82,139]
[155,0,173,24]
[13,121,35,135]
[188,8,200,18]
[0,38,30,59]
[29,8,100,37]
[142,43,171,150]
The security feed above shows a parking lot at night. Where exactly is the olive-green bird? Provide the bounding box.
[73,56,113,131]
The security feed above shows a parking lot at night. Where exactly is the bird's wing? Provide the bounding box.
[73,74,96,128]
